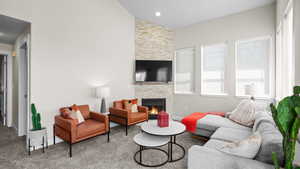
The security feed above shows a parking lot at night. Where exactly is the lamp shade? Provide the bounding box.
[96,86,110,98]
[245,84,256,96]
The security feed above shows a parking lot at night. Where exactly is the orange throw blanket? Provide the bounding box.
[181,112,225,132]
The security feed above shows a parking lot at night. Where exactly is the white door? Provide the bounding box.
[3,55,7,126]
[19,43,28,136]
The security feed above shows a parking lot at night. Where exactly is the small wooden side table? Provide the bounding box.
[28,128,48,155]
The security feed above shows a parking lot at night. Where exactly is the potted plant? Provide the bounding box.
[270,86,300,169]
[28,104,47,155]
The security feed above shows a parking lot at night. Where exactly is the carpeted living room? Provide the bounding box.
[0,0,300,169]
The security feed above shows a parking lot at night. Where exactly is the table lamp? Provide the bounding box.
[96,86,110,113]
[245,84,257,101]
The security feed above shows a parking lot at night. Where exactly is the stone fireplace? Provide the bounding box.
[142,98,166,119]
[135,19,174,116]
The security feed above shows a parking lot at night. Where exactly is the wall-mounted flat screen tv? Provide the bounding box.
[135,60,172,83]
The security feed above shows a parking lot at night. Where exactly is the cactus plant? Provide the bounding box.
[31,104,42,130]
[270,86,300,169]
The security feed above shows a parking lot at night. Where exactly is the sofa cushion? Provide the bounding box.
[113,101,123,109]
[197,115,251,132]
[217,132,262,159]
[188,145,274,169]
[255,120,284,165]
[77,105,90,120]
[204,139,229,150]
[253,111,274,132]
[211,127,252,142]
[77,119,105,138]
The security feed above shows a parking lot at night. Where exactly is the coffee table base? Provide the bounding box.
[169,135,186,162]
[134,146,169,167]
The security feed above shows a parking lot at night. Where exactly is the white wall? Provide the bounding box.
[173,4,276,114]
[0,43,13,127]
[0,0,135,144]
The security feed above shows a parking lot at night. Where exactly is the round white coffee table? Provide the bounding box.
[141,120,186,162]
[133,133,169,167]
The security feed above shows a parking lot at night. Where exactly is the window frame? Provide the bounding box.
[200,43,229,96]
[174,47,196,94]
[234,36,274,98]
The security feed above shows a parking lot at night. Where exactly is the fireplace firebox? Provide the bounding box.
[142,98,166,119]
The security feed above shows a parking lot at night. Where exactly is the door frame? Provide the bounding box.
[0,44,13,127]
[1,55,8,126]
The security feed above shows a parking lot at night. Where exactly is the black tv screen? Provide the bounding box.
[135,60,172,82]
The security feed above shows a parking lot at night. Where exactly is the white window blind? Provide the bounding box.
[236,37,271,97]
[276,7,294,100]
[175,48,195,93]
[201,43,227,95]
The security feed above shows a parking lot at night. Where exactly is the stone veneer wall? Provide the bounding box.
[135,19,175,113]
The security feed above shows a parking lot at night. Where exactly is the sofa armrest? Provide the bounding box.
[90,112,109,132]
[138,106,148,114]
[55,115,78,132]
[109,108,130,118]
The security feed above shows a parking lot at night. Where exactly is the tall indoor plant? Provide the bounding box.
[270,86,300,169]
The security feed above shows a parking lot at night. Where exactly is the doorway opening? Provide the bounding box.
[0,14,31,144]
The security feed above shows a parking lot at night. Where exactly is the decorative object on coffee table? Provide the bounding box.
[157,111,169,127]
[270,86,300,169]
[133,132,169,167]
[141,120,186,162]
[96,86,110,113]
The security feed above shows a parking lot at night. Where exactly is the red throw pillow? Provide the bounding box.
[71,104,79,111]
[61,108,72,118]
[131,99,138,104]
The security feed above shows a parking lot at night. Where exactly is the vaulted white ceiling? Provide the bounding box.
[118,0,275,28]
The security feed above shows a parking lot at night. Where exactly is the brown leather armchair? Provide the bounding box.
[53,105,109,157]
[109,99,148,135]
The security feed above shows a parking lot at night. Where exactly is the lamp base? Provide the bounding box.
[100,98,106,113]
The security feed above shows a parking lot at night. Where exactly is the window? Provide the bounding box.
[201,43,227,95]
[175,48,195,93]
[276,6,294,100]
[236,37,272,97]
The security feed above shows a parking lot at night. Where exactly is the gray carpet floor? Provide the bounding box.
[0,124,204,169]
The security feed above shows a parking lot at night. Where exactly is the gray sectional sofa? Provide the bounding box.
[188,111,283,169]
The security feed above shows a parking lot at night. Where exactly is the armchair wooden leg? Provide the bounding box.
[125,118,128,136]
[53,125,56,145]
[69,143,72,158]
[107,131,110,142]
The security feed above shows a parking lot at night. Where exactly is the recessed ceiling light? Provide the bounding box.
[155,12,161,17]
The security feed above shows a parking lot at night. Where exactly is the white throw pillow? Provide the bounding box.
[131,104,138,112]
[229,99,256,127]
[218,132,262,159]
[69,110,85,124]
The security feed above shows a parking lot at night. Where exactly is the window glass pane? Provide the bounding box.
[202,44,227,94]
[236,38,271,96]
[175,48,195,93]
